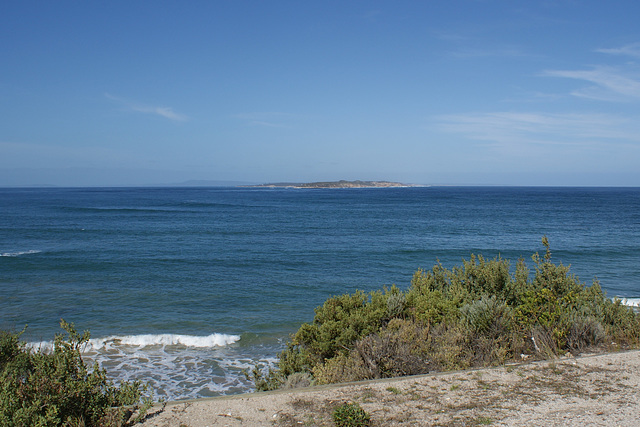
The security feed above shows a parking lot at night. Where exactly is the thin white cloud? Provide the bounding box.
[433,112,640,149]
[597,43,640,58]
[433,43,640,161]
[542,66,640,101]
[105,93,188,122]
[132,105,187,121]
[232,112,298,128]
[542,42,640,101]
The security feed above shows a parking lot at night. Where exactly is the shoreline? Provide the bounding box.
[142,349,640,426]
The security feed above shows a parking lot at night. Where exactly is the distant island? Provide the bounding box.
[248,180,413,189]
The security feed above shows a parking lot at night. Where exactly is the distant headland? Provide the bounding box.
[248,180,415,189]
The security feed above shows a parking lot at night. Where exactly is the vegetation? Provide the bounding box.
[252,180,408,189]
[0,320,153,426]
[332,402,371,427]
[252,237,640,391]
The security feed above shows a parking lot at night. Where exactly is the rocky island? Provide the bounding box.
[250,180,412,189]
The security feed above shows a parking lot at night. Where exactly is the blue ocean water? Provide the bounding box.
[1,186,639,399]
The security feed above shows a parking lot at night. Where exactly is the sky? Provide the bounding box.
[2,1,640,187]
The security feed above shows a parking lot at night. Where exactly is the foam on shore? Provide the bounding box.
[89,333,241,350]
[26,333,277,400]
[620,298,640,308]
[28,333,241,353]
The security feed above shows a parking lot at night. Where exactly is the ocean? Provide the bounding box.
[1,186,639,400]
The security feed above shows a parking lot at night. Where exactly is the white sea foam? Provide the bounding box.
[90,333,241,350]
[619,298,640,308]
[1,249,41,257]
[29,333,241,353]
[25,332,259,400]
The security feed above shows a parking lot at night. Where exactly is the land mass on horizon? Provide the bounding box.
[249,180,414,189]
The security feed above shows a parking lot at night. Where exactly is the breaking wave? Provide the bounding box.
[29,332,241,353]
[620,298,640,309]
[1,249,42,257]
[25,332,268,400]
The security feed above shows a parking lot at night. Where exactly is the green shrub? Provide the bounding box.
[406,287,460,325]
[332,402,370,427]
[385,290,406,319]
[353,318,431,379]
[313,319,432,384]
[461,295,513,337]
[460,296,520,365]
[245,364,283,392]
[312,352,370,385]
[248,339,319,392]
[567,314,605,352]
[292,287,404,363]
[602,298,640,347]
[256,238,640,391]
[256,286,410,389]
[452,254,513,301]
[0,320,152,427]
[421,322,471,371]
[408,255,515,305]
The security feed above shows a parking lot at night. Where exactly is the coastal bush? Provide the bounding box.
[460,296,520,365]
[282,372,315,389]
[601,297,640,347]
[461,295,513,337]
[405,286,460,325]
[332,402,370,427]
[452,254,513,301]
[353,318,431,379]
[315,318,432,383]
[385,291,406,319]
[247,341,316,391]
[0,320,152,426]
[290,287,402,363]
[255,238,640,390]
[421,322,471,371]
[312,352,369,385]
[312,318,433,384]
[566,314,605,352]
[252,288,395,390]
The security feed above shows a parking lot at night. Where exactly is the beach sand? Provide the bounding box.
[141,349,640,426]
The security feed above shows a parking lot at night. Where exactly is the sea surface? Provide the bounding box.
[1,186,639,400]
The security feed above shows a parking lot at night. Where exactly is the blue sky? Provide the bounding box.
[2,1,640,186]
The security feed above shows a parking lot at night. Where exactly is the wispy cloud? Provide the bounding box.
[597,42,640,58]
[542,66,640,101]
[105,93,188,121]
[232,112,298,128]
[433,112,640,151]
[542,43,640,101]
[433,43,640,160]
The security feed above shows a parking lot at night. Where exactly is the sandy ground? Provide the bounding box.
[141,350,640,426]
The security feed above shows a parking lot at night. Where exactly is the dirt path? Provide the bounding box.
[141,350,640,426]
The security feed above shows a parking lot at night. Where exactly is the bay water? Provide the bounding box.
[1,186,638,400]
